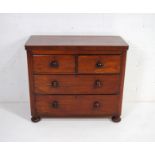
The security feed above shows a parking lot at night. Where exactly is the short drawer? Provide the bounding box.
[78,55,121,73]
[36,95,119,116]
[33,55,75,74]
[34,75,120,94]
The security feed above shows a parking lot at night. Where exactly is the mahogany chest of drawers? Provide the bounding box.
[25,36,128,122]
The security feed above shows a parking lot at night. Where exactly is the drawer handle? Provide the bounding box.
[93,101,100,108]
[51,101,59,109]
[96,61,103,68]
[51,80,59,88]
[95,80,102,88]
[50,60,59,68]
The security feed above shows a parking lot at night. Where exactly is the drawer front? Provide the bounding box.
[34,75,120,94]
[33,55,75,74]
[36,95,119,116]
[78,55,121,73]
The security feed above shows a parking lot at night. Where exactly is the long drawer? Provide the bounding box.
[34,75,120,94]
[36,95,119,116]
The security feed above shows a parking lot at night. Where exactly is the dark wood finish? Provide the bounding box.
[117,50,127,115]
[35,95,119,116]
[33,55,75,74]
[27,50,37,117]
[111,116,121,122]
[78,55,121,74]
[34,75,120,94]
[25,35,128,122]
[31,116,41,122]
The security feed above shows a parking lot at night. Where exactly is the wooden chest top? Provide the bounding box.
[25,35,128,51]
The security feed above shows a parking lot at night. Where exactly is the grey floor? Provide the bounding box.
[0,101,155,141]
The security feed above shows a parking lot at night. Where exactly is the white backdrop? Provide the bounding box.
[0,13,155,103]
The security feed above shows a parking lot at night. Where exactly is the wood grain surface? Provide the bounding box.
[78,55,121,73]
[36,95,119,116]
[34,75,120,94]
[33,55,75,74]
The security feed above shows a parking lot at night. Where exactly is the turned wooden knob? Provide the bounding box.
[51,101,59,109]
[93,101,100,108]
[50,60,59,68]
[51,80,59,88]
[95,80,102,87]
[96,61,103,68]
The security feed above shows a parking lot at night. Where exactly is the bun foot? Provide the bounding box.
[31,116,41,122]
[111,116,121,122]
